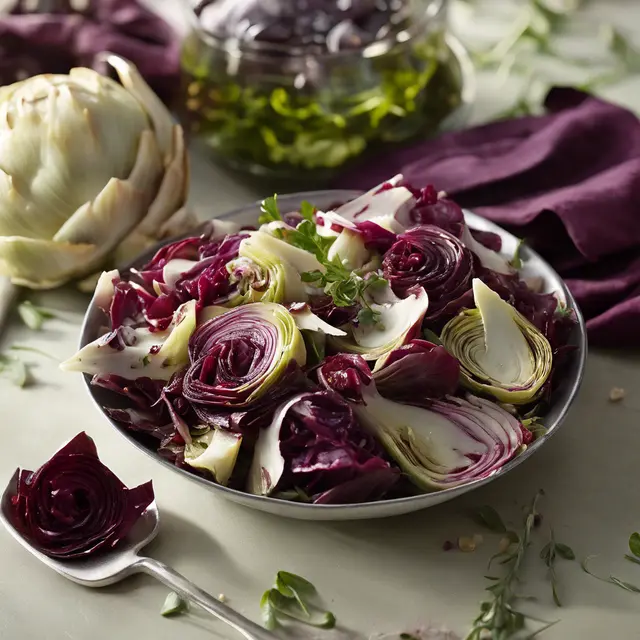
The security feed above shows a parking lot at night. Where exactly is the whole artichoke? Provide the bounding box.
[0,54,192,289]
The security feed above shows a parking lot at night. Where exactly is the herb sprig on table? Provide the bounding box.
[466,492,557,639]
[261,571,336,630]
[540,528,575,606]
[259,195,387,326]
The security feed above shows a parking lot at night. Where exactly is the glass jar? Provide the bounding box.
[180,0,473,182]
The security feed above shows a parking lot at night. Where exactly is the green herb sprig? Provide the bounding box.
[258,195,387,326]
[160,591,189,617]
[465,492,556,640]
[581,556,640,594]
[17,300,57,331]
[540,528,575,606]
[261,571,336,631]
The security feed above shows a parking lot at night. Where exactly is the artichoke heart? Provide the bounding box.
[441,279,552,404]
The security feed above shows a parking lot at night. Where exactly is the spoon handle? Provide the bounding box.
[135,556,276,640]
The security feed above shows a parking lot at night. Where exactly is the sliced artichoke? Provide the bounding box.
[233,231,315,304]
[441,279,553,404]
[318,354,529,492]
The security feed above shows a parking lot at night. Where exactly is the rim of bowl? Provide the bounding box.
[183,0,447,61]
[80,189,587,515]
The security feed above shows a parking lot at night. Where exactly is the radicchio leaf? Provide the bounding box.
[10,432,154,560]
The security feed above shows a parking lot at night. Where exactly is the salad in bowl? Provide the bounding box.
[62,176,582,516]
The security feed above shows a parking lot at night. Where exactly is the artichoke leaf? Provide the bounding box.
[441,279,552,404]
[135,125,189,235]
[54,126,163,247]
[102,54,174,159]
[0,237,98,289]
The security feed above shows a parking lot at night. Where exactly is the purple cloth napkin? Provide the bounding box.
[0,0,180,105]
[338,87,640,348]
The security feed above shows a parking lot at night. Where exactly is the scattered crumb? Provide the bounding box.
[217,593,227,603]
[442,540,454,551]
[609,387,626,402]
[437,191,448,199]
[472,533,484,546]
[457,536,477,552]
[498,536,512,554]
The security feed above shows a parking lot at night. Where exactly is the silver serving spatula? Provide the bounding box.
[0,470,276,640]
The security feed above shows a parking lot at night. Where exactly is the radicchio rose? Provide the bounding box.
[182,303,307,420]
[10,433,154,560]
[382,225,473,321]
[248,391,399,504]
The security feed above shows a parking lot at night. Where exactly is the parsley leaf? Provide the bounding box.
[259,195,282,224]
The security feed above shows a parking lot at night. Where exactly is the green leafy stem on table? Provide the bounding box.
[0,299,60,387]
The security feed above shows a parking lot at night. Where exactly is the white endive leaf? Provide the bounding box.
[60,300,196,378]
[352,288,429,351]
[331,287,429,360]
[327,228,370,271]
[247,395,302,495]
[461,225,513,275]
[59,325,176,380]
[332,174,415,228]
[292,308,347,336]
[185,429,242,486]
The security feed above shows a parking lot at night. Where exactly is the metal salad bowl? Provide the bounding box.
[79,191,587,521]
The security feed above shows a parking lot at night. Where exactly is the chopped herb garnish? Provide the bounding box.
[510,238,525,270]
[299,200,316,222]
[258,195,281,225]
[540,528,575,606]
[160,591,188,617]
[17,300,57,331]
[629,532,640,559]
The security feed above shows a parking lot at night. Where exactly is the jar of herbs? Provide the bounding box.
[180,0,472,181]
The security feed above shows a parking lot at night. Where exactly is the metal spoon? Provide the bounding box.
[0,470,276,640]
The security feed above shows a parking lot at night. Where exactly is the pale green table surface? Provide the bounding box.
[1,1,640,639]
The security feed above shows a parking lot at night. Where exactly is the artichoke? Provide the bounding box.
[441,279,553,405]
[0,55,191,289]
[318,354,530,492]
